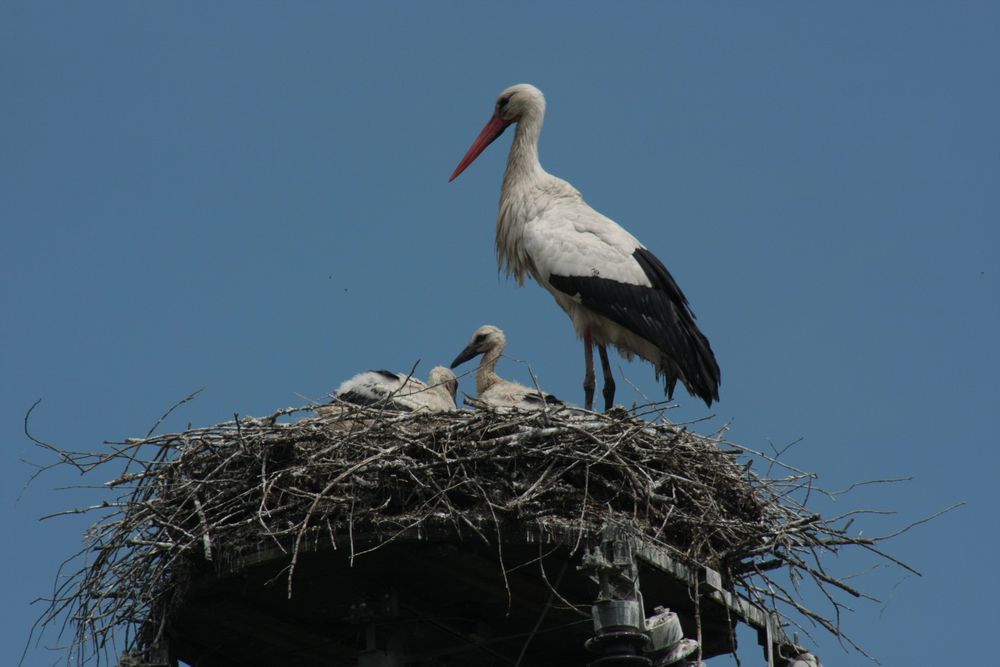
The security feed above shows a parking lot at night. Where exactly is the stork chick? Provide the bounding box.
[450,325,563,410]
[334,366,458,413]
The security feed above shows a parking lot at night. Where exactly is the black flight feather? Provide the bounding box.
[548,247,720,406]
[520,391,564,407]
[335,391,413,411]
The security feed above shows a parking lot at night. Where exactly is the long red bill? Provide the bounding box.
[449,114,510,182]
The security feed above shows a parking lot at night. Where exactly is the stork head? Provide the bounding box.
[449,84,546,182]
[427,366,459,402]
[450,325,506,368]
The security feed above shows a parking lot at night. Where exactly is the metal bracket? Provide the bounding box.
[581,525,703,667]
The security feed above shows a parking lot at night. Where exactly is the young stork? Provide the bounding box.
[450,83,721,411]
[334,366,458,412]
[450,325,564,410]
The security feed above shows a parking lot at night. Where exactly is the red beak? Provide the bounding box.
[449,114,511,182]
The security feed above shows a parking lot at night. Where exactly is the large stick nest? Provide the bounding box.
[29,399,918,665]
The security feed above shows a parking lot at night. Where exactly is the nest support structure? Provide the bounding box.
[30,401,913,666]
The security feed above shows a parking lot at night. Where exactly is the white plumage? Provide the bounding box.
[450,84,721,411]
[334,366,458,413]
[787,653,823,667]
[450,325,564,410]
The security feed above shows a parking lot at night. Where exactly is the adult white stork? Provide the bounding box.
[334,366,458,412]
[450,325,565,410]
[450,84,720,411]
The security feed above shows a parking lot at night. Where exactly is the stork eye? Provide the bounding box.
[498,95,512,110]
[473,334,487,344]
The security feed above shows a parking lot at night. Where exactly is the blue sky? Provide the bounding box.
[2,2,997,665]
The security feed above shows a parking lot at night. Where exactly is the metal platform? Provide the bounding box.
[137,522,798,666]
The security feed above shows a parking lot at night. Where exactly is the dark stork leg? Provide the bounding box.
[597,344,616,411]
[583,330,596,411]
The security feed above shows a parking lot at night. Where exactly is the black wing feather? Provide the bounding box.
[520,391,564,407]
[548,247,720,406]
[335,391,413,411]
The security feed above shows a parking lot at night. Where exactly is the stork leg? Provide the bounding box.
[597,344,615,411]
[583,331,596,411]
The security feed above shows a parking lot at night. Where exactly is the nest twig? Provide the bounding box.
[25,399,938,665]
